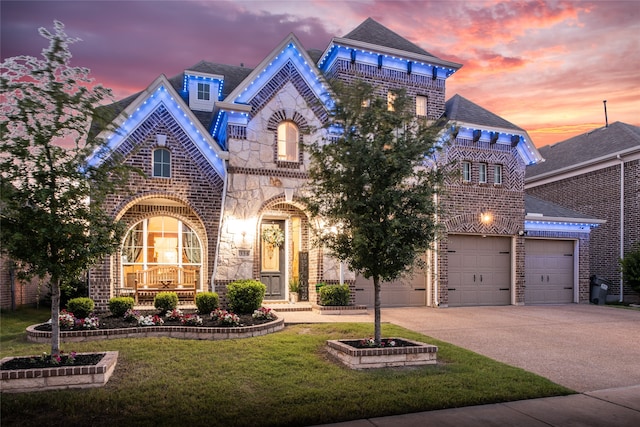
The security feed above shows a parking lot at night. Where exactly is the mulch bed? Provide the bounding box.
[1,353,105,370]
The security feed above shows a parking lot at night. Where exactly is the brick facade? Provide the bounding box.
[527,159,640,301]
[88,105,224,311]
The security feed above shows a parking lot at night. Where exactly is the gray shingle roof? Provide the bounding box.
[526,122,640,178]
[343,17,435,57]
[525,194,602,222]
[444,94,525,131]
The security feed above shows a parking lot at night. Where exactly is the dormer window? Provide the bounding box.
[153,148,171,178]
[197,82,210,101]
[184,71,222,112]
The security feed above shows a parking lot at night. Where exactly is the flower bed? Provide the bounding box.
[0,351,118,393]
[26,317,284,343]
[26,306,283,343]
[326,337,438,369]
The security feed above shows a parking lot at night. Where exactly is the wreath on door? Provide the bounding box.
[262,227,285,248]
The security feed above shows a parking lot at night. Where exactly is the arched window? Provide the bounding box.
[277,121,299,162]
[153,148,171,178]
[122,216,202,289]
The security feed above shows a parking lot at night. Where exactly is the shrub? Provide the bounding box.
[66,297,94,318]
[319,284,350,306]
[108,297,135,317]
[620,244,640,293]
[195,292,219,314]
[226,279,266,314]
[154,292,178,314]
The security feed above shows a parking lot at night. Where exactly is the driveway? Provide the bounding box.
[380,304,640,392]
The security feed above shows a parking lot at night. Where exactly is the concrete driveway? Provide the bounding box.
[380,304,640,392]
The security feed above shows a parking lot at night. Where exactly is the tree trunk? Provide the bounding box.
[50,278,61,356]
[373,275,381,344]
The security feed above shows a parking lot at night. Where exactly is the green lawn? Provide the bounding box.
[1,307,573,427]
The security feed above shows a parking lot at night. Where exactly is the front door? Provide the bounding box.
[260,220,286,300]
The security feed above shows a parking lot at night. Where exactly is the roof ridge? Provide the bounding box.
[342,17,435,57]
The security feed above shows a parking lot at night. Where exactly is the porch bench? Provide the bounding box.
[133,267,198,304]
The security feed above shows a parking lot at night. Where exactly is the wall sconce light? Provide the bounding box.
[473,129,482,143]
[489,132,498,144]
[156,134,167,146]
[480,211,493,225]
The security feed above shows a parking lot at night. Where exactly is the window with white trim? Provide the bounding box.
[277,121,299,162]
[479,163,488,183]
[494,164,503,185]
[197,82,210,101]
[416,95,428,117]
[462,161,472,182]
[153,148,171,178]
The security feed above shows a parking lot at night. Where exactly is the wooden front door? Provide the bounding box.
[260,220,286,300]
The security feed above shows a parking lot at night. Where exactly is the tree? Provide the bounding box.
[303,80,446,344]
[620,244,640,294]
[0,21,131,355]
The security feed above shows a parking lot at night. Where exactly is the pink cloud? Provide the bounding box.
[2,0,638,148]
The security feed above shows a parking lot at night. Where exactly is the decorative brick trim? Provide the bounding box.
[227,166,308,179]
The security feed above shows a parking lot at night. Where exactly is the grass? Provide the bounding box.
[1,306,573,427]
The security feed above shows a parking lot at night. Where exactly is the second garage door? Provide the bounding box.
[525,239,575,304]
[447,235,511,306]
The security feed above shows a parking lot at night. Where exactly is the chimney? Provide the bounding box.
[603,100,608,127]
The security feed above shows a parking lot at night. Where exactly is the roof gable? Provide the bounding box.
[88,75,227,178]
[225,33,333,114]
[444,94,543,165]
[526,121,640,179]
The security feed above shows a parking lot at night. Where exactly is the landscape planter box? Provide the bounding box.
[326,338,437,369]
[1,351,118,393]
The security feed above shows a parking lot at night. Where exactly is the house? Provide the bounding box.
[526,122,640,302]
[84,18,604,311]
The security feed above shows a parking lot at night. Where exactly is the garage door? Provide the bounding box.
[525,239,574,304]
[354,258,426,307]
[448,235,511,306]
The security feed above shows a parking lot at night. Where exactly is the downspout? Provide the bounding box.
[211,158,229,294]
[617,154,624,302]
[433,192,439,306]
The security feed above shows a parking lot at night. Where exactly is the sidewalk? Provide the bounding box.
[312,385,640,426]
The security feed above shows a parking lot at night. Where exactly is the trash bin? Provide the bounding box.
[590,275,609,305]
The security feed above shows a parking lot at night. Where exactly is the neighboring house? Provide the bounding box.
[526,122,640,302]
[84,18,603,311]
[0,257,44,309]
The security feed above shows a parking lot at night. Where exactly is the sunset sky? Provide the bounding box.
[2,0,638,148]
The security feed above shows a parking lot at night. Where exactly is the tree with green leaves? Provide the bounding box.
[303,80,446,344]
[0,21,132,356]
[620,244,640,294]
